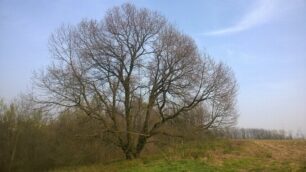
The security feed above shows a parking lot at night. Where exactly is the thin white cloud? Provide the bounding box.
[205,0,281,36]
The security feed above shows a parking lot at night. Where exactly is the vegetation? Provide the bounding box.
[51,139,306,172]
[1,98,304,172]
[34,3,237,160]
[0,98,120,172]
[1,3,305,172]
[214,127,296,140]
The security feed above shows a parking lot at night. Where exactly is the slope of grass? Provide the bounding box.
[51,139,306,172]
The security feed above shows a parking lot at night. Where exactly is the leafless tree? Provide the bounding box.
[34,3,237,159]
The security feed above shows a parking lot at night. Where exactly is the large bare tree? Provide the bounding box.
[35,3,237,159]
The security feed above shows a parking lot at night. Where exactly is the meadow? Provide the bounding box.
[52,139,306,172]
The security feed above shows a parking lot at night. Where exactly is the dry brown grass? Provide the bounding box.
[52,139,306,172]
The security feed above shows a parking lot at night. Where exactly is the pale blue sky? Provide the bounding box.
[0,0,305,134]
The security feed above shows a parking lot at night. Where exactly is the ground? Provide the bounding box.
[51,139,306,172]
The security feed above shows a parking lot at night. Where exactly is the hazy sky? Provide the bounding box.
[0,0,305,134]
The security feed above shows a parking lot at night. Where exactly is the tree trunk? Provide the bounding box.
[122,136,147,159]
[125,151,135,160]
[135,136,146,158]
[123,146,136,160]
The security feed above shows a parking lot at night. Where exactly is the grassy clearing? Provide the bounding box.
[51,139,306,172]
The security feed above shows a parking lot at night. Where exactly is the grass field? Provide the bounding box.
[51,139,306,172]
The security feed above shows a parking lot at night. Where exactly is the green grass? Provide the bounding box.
[51,159,217,172]
[51,139,306,172]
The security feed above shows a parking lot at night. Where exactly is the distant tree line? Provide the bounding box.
[213,127,304,140]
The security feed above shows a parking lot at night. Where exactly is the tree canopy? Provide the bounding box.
[35,3,237,159]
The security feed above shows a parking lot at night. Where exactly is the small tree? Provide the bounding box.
[35,3,237,159]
